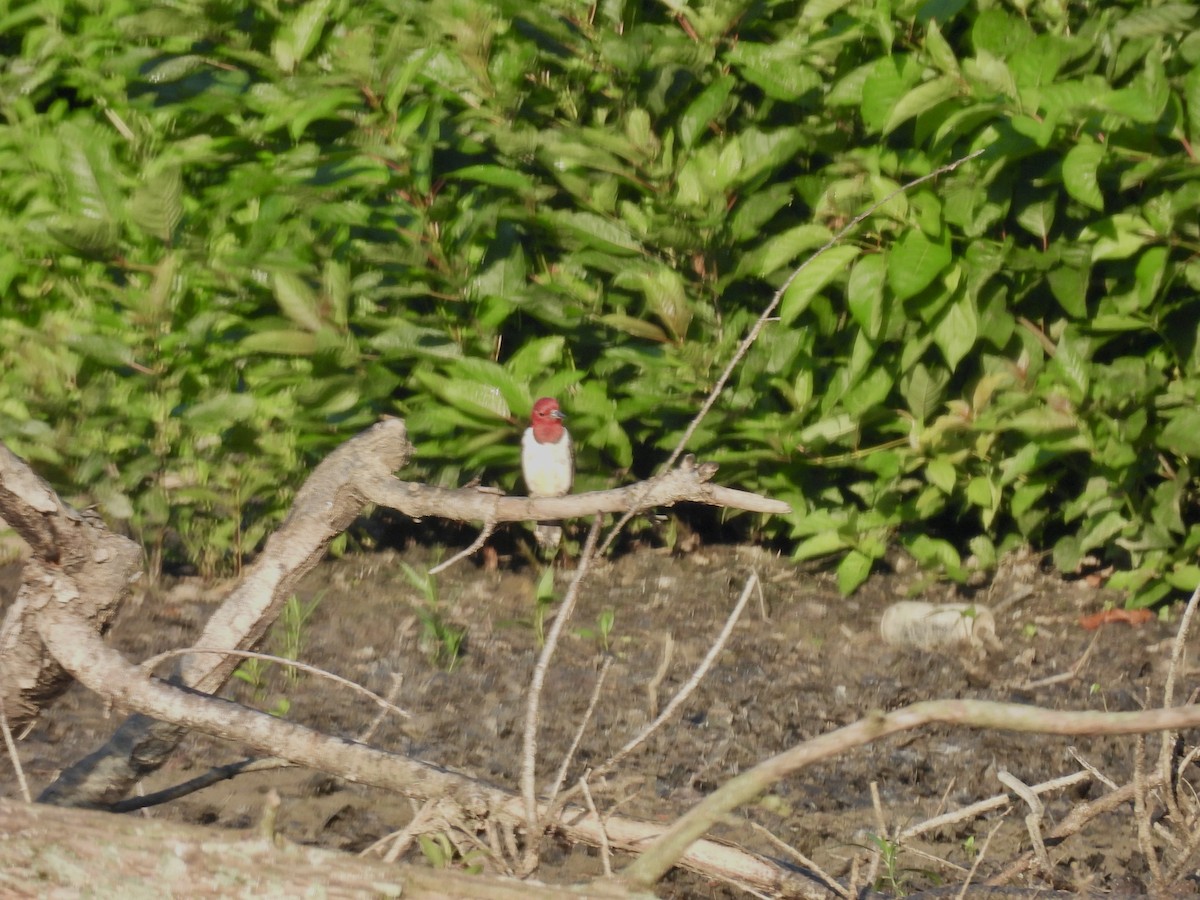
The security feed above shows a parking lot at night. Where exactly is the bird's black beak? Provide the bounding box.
[552,410,566,420]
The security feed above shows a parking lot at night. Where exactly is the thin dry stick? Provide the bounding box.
[429,521,497,575]
[1067,746,1118,791]
[589,571,757,783]
[865,781,888,891]
[371,798,439,863]
[1165,805,1200,882]
[579,775,613,877]
[597,147,987,555]
[140,647,411,719]
[359,672,406,744]
[897,770,1091,843]
[546,655,614,808]
[988,772,1168,885]
[520,518,604,845]
[1159,583,1200,825]
[1134,734,1165,888]
[956,819,1004,900]
[1022,627,1101,690]
[997,771,1049,874]
[646,631,674,718]
[748,821,850,899]
[624,697,1200,888]
[0,706,30,804]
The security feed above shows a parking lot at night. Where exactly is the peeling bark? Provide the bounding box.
[0,444,142,732]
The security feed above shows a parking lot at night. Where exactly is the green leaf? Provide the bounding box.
[861,55,921,133]
[779,246,861,325]
[728,43,823,102]
[68,334,134,368]
[737,224,833,279]
[541,210,642,255]
[678,75,736,147]
[184,393,257,429]
[272,0,333,72]
[1083,214,1152,261]
[1159,409,1200,457]
[926,458,956,493]
[506,337,566,381]
[129,165,183,243]
[887,230,952,301]
[599,314,670,343]
[1186,64,1200,145]
[901,363,949,423]
[883,75,960,135]
[1015,194,1055,243]
[1062,143,1105,212]
[847,253,887,340]
[448,165,538,194]
[1113,4,1197,38]
[272,272,324,332]
[932,291,978,371]
[240,330,319,355]
[837,549,874,594]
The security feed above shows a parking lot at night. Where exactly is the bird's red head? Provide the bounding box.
[529,397,566,443]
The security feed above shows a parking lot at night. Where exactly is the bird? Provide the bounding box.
[521,396,574,550]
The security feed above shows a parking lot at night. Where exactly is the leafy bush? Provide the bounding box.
[1,0,1198,601]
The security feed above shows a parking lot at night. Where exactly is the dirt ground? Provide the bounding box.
[3,534,1197,898]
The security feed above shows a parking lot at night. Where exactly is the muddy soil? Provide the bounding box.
[3,540,1195,897]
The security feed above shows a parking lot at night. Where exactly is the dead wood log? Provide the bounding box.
[0,798,648,899]
[0,420,799,892]
[0,443,142,732]
[33,572,819,898]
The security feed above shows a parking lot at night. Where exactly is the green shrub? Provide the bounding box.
[1,0,1197,601]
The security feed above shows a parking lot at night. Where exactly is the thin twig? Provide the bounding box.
[956,820,1004,900]
[646,632,674,719]
[1160,583,1200,825]
[588,572,756,784]
[897,770,1091,843]
[140,647,411,719]
[748,821,849,899]
[0,705,31,803]
[997,771,1049,874]
[1068,746,1118,791]
[989,773,1168,885]
[597,147,986,555]
[116,672,408,814]
[359,673,406,744]
[1135,734,1165,888]
[579,775,613,877]
[546,655,614,809]
[866,781,887,891]
[520,518,604,857]
[371,798,439,864]
[429,522,497,575]
[624,695,1200,888]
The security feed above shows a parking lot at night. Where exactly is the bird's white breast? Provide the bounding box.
[522,428,574,497]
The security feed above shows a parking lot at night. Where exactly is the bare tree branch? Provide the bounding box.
[34,606,824,897]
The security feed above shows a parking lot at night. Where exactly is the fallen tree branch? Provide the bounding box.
[34,606,825,898]
[0,444,142,733]
[21,421,786,809]
[0,797,650,900]
[621,697,1200,888]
